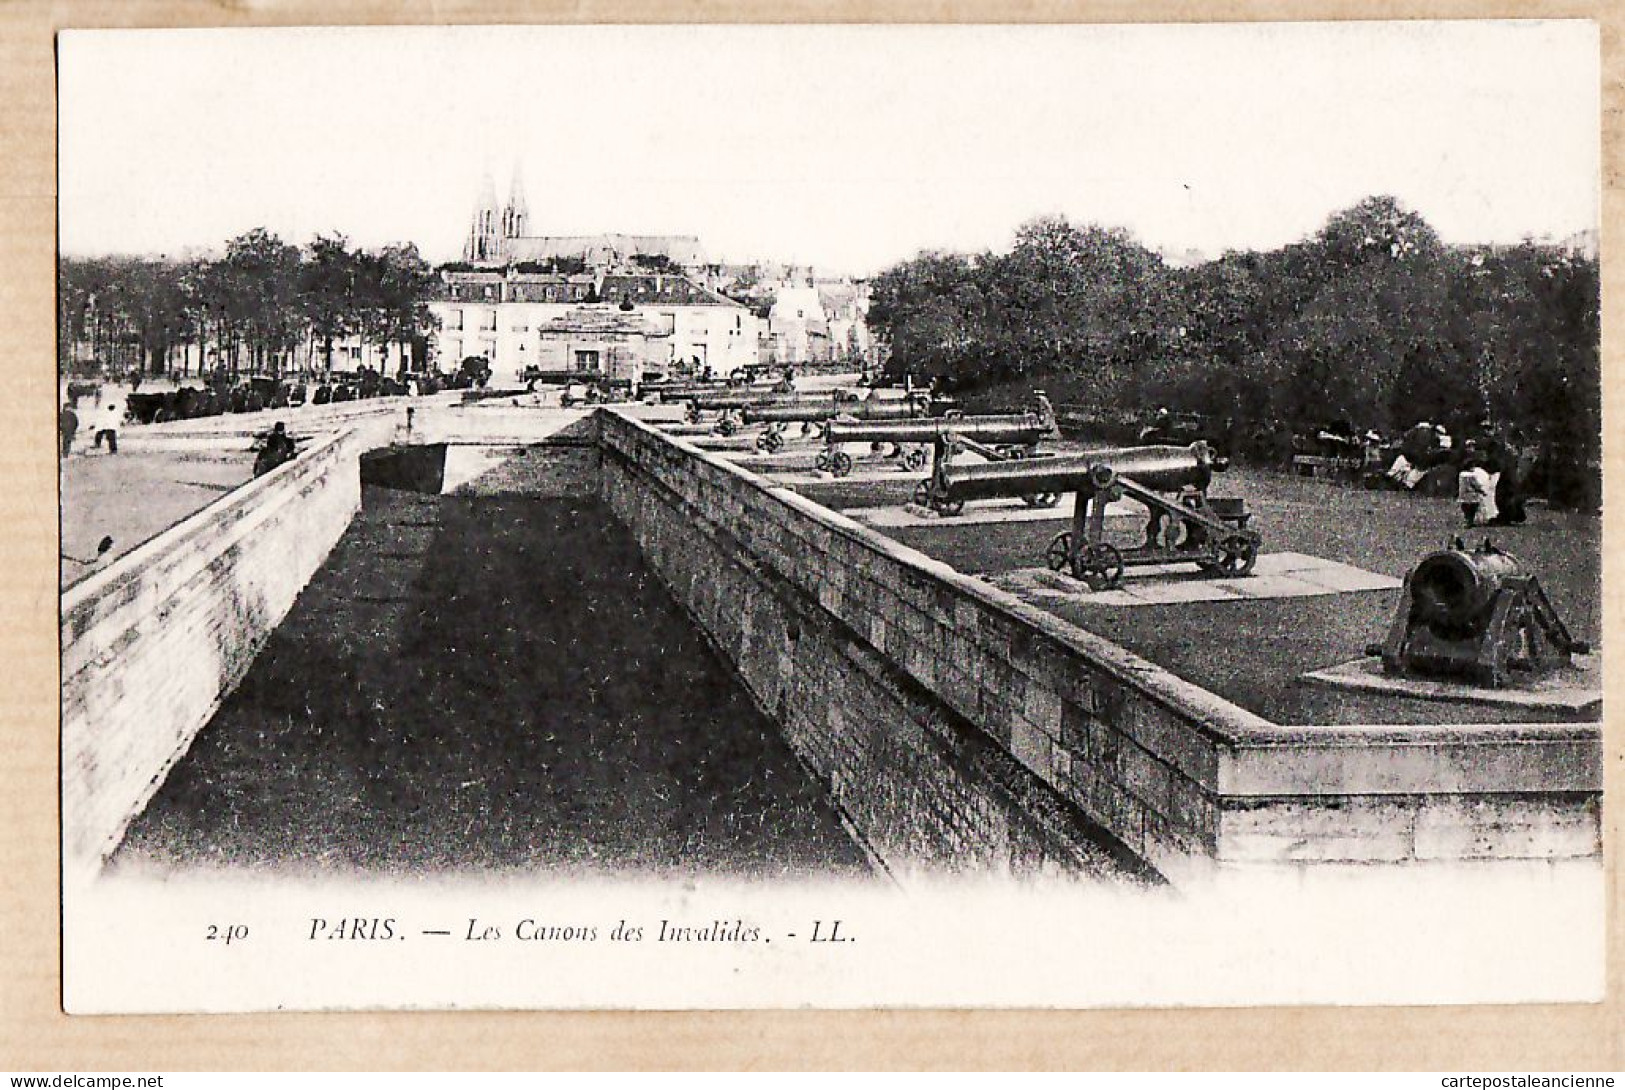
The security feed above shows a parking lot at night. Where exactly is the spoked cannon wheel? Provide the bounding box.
[755,429,784,453]
[1022,492,1061,509]
[931,496,965,516]
[902,447,928,472]
[1213,534,1259,577]
[1045,531,1072,572]
[912,480,933,508]
[814,449,833,473]
[830,450,855,477]
[685,402,702,424]
[1072,542,1125,591]
[715,416,737,436]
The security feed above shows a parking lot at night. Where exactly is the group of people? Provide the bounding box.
[1385,417,1530,528]
[61,384,302,482]
[59,394,124,457]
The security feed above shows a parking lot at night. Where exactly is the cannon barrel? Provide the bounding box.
[651,383,730,401]
[690,390,807,411]
[1408,547,1525,628]
[826,413,1047,447]
[745,396,925,424]
[692,389,865,415]
[939,444,1218,502]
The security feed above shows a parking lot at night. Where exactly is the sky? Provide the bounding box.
[57,21,1600,276]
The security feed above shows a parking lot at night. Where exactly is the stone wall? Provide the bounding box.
[597,411,1601,882]
[62,402,1599,885]
[60,428,363,885]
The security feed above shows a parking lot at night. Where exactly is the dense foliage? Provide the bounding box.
[868,197,1599,457]
[60,230,441,377]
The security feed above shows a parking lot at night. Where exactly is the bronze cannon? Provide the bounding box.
[740,392,937,451]
[685,389,857,435]
[935,442,1258,590]
[1367,540,1589,687]
[745,393,927,425]
[820,412,1056,487]
[686,388,809,415]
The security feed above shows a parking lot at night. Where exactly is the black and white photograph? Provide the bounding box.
[54,21,1604,1015]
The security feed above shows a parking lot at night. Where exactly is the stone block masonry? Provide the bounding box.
[61,428,363,886]
[596,410,1601,883]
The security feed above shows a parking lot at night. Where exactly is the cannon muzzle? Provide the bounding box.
[1408,544,1525,631]
[1375,539,1589,686]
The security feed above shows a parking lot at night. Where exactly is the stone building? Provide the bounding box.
[534,308,671,385]
[761,276,877,368]
[765,286,832,365]
[430,269,760,381]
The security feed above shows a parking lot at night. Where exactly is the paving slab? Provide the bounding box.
[984,552,1400,608]
[1303,654,1602,713]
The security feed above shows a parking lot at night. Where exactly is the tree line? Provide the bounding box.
[59,229,442,378]
[868,196,1599,460]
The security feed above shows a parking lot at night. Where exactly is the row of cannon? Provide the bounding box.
[673,385,1590,689]
[675,387,1259,590]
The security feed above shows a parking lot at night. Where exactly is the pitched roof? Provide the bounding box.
[503,233,708,266]
[600,274,744,308]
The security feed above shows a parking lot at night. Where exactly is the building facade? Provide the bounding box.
[429,269,760,381]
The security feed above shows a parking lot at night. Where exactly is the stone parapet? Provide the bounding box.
[596,410,1601,883]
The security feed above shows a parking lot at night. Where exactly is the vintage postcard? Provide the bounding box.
[54,21,1604,1016]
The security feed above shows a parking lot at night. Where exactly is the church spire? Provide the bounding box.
[465,169,501,262]
[503,162,529,241]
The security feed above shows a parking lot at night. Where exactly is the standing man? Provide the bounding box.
[1485,425,1527,525]
[93,392,123,454]
[1457,458,1493,528]
[59,402,79,458]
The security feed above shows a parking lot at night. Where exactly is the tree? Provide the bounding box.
[631,252,679,273]
[867,251,986,383]
[220,228,303,375]
[364,243,441,371]
[992,216,1176,398]
[1314,194,1442,272]
[302,233,359,373]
